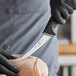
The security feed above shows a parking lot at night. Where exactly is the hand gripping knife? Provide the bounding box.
[18,0,76,60]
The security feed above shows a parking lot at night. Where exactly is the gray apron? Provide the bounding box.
[0,0,59,76]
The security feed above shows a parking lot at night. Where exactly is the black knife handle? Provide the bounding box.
[43,17,57,36]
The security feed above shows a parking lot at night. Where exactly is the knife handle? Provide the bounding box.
[43,17,57,36]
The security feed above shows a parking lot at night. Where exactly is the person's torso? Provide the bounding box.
[0,0,51,53]
[0,0,59,76]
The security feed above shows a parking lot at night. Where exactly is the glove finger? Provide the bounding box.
[0,54,19,73]
[64,3,74,14]
[0,64,18,76]
[64,0,76,9]
[58,6,70,19]
[52,9,66,24]
[0,51,16,59]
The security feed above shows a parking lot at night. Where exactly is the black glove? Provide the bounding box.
[50,0,74,24]
[0,51,19,76]
[64,0,76,9]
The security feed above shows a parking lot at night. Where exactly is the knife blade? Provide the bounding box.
[17,17,57,60]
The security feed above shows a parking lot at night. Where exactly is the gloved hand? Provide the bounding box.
[50,0,74,24]
[0,51,19,76]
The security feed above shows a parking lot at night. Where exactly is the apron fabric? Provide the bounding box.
[0,0,59,76]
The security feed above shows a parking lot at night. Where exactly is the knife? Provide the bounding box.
[17,0,76,60]
[17,17,57,60]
